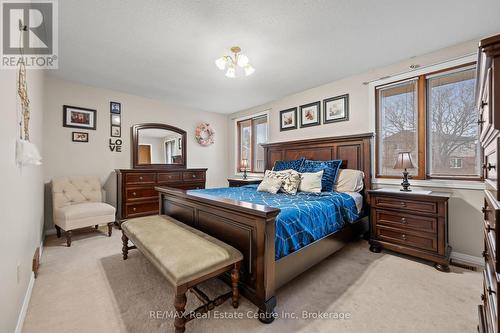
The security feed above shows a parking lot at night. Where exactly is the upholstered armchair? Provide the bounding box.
[52,176,116,247]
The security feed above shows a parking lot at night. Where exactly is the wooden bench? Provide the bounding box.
[121,215,243,333]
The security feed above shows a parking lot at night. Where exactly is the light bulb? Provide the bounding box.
[215,57,226,70]
[225,66,236,78]
[244,64,255,76]
[237,54,249,67]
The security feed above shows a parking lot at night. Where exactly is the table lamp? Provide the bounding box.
[241,158,248,180]
[394,152,415,192]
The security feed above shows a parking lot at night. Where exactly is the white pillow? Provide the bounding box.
[257,176,283,194]
[335,169,364,192]
[262,169,301,194]
[298,170,323,193]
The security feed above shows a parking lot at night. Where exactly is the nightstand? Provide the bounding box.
[368,189,451,272]
[227,178,262,187]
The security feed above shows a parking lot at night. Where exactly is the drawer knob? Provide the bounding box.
[132,192,137,196]
[401,234,407,240]
[481,100,488,109]
[487,287,496,295]
[139,176,143,180]
[168,176,172,179]
[132,207,137,212]
[487,224,495,233]
[483,250,489,258]
[400,202,406,207]
[401,217,407,224]
[483,163,496,171]
[482,206,488,214]
[477,118,485,125]
[192,174,196,178]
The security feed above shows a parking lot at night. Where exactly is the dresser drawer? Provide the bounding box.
[125,187,158,202]
[376,225,437,252]
[374,196,437,215]
[158,172,182,183]
[483,272,498,333]
[484,145,498,183]
[183,171,205,181]
[177,183,205,190]
[126,201,159,217]
[375,210,437,233]
[125,173,156,184]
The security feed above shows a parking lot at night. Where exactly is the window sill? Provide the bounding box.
[372,178,484,190]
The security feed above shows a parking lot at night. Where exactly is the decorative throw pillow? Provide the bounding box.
[264,169,301,194]
[257,177,283,194]
[335,169,365,192]
[298,160,342,192]
[272,158,305,172]
[298,170,324,193]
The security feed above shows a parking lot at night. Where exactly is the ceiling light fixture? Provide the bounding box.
[215,46,255,78]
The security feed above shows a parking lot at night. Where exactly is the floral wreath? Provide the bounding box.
[195,122,215,146]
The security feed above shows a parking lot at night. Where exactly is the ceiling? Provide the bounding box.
[53,0,500,114]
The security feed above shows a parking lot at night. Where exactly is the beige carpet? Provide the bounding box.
[23,226,481,333]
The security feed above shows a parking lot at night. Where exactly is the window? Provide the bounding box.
[237,115,268,173]
[376,64,480,180]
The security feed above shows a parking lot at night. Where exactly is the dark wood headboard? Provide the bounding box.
[261,133,373,193]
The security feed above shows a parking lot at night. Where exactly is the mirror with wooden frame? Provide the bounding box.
[132,123,187,169]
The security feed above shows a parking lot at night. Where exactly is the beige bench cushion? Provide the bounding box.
[122,215,243,286]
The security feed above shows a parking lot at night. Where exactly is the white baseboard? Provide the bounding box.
[14,272,35,333]
[451,251,484,267]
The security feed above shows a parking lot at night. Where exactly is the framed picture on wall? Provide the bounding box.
[111,125,121,137]
[279,107,297,131]
[323,94,349,123]
[111,114,121,126]
[63,105,96,130]
[72,131,88,142]
[299,101,320,128]
[110,101,121,114]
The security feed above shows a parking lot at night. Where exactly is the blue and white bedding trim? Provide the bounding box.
[191,185,359,260]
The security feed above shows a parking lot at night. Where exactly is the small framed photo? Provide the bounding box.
[63,105,96,130]
[72,131,88,143]
[111,114,121,126]
[279,107,297,131]
[299,101,320,128]
[110,101,121,114]
[323,94,349,123]
[111,125,121,137]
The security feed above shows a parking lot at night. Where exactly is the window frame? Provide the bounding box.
[375,62,482,181]
[236,113,268,174]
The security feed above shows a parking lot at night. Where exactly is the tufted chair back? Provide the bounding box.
[52,176,103,209]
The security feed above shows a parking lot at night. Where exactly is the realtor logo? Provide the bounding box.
[1,0,58,69]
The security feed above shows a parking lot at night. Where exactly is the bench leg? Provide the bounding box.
[66,230,72,247]
[174,291,187,333]
[231,262,241,309]
[107,222,113,237]
[121,233,129,260]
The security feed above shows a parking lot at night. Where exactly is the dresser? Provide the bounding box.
[368,189,451,272]
[477,34,500,333]
[116,168,207,222]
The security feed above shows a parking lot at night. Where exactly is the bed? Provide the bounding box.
[156,133,373,321]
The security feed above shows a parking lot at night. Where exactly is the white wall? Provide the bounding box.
[43,76,228,230]
[0,69,45,333]
[227,39,484,259]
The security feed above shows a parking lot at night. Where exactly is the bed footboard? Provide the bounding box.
[157,186,280,316]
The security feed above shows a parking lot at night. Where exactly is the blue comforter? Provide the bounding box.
[190,185,359,260]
